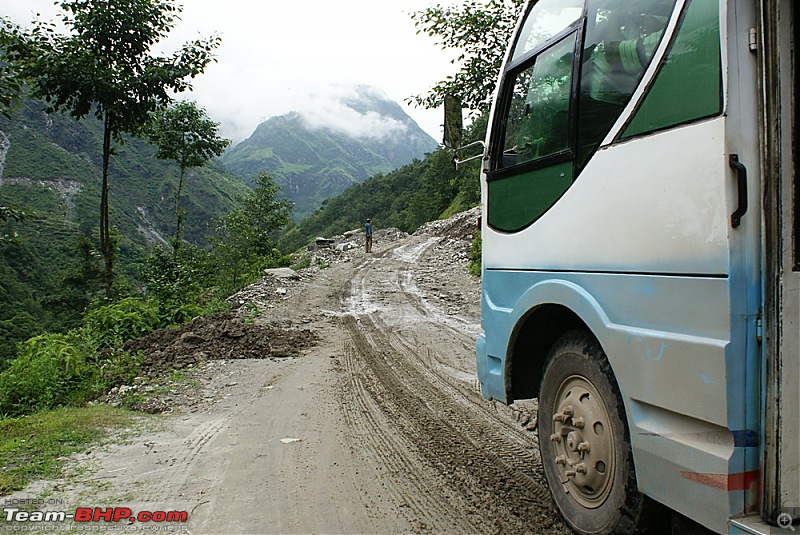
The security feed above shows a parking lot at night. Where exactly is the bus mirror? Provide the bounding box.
[443,95,463,150]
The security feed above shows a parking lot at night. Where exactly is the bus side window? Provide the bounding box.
[620,0,722,139]
[501,35,575,169]
[489,33,577,232]
[577,0,675,169]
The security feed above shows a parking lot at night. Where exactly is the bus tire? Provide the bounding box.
[538,330,643,535]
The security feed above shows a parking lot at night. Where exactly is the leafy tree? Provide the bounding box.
[0,206,26,245]
[147,100,230,254]
[7,0,221,298]
[0,21,26,117]
[410,0,524,114]
[213,173,292,288]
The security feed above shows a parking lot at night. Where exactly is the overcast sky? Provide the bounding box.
[1,0,458,144]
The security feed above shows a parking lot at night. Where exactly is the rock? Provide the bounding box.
[264,268,301,280]
[336,242,357,252]
[179,332,204,347]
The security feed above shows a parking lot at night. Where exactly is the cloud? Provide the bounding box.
[1,0,454,145]
[297,85,409,140]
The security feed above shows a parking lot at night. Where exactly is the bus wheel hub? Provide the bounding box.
[551,375,616,508]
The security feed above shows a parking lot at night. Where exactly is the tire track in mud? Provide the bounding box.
[338,335,477,533]
[127,367,284,504]
[130,413,242,503]
[338,237,568,534]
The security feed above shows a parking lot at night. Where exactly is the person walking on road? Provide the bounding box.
[364,218,373,253]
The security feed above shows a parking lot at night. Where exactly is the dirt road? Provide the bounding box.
[9,216,568,534]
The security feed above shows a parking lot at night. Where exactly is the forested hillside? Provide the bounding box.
[278,115,487,253]
[0,99,251,364]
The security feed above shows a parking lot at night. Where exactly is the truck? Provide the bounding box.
[464,0,799,532]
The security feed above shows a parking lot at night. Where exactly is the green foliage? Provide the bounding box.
[99,348,145,390]
[147,100,231,252]
[148,101,231,172]
[0,20,26,117]
[0,332,98,417]
[10,0,221,297]
[0,224,98,368]
[213,173,292,289]
[0,206,27,245]
[0,405,135,495]
[0,297,166,416]
[0,98,248,367]
[141,244,226,324]
[0,312,43,370]
[410,0,524,114]
[469,233,482,277]
[82,298,160,350]
[48,234,105,317]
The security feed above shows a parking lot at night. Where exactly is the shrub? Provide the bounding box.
[0,332,98,417]
[82,298,160,349]
[100,348,145,388]
[468,234,482,277]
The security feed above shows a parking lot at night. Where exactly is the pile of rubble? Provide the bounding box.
[304,226,409,268]
[414,206,480,241]
[122,312,320,376]
[226,267,308,311]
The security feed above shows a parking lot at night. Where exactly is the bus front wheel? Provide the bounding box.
[538,330,644,534]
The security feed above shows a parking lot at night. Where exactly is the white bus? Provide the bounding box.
[470,0,799,532]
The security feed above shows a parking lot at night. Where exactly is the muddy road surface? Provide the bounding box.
[9,215,568,534]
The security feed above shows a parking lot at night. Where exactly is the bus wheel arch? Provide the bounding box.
[507,304,587,401]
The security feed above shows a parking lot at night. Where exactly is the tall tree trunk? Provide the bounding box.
[100,112,114,299]
[173,164,185,256]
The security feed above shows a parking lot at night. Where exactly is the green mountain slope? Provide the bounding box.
[0,99,250,363]
[221,86,438,219]
[277,113,489,253]
[0,99,249,249]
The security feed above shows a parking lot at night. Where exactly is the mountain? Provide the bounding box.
[0,99,249,250]
[221,86,439,219]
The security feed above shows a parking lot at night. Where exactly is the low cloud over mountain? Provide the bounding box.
[222,85,438,219]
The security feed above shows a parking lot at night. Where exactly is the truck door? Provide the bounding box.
[760,0,800,524]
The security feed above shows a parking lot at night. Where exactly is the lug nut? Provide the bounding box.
[573,416,585,428]
[565,469,577,477]
[575,463,587,474]
[550,433,561,443]
[553,412,564,422]
[555,455,567,465]
[562,405,574,417]
[577,441,591,453]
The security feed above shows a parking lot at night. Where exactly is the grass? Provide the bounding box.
[0,405,138,495]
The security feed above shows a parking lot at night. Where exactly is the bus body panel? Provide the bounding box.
[482,119,731,276]
[479,272,731,421]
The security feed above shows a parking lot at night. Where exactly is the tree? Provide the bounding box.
[410,0,524,115]
[0,21,26,117]
[147,100,230,254]
[0,206,26,245]
[213,173,292,288]
[8,0,221,298]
